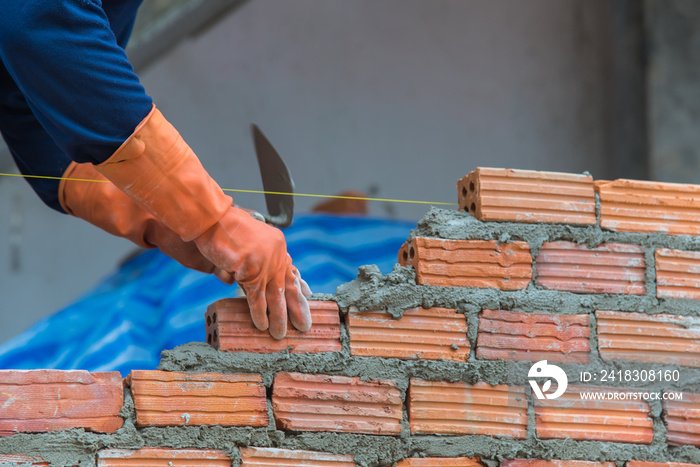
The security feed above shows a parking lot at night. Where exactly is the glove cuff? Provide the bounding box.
[95,104,232,241]
[58,161,154,248]
[58,161,80,216]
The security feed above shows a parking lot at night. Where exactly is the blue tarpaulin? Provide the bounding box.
[0,214,415,375]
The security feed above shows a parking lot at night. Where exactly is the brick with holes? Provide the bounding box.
[205,298,341,353]
[458,167,596,225]
[398,237,532,290]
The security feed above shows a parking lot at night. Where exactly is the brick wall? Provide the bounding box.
[1,167,700,467]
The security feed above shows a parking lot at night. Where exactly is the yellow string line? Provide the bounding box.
[0,172,458,206]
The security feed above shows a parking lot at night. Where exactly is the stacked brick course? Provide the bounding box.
[1,167,700,467]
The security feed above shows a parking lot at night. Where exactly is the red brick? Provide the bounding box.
[126,370,267,428]
[272,372,402,435]
[408,379,527,438]
[0,455,50,466]
[596,178,700,236]
[459,168,595,225]
[348,306,469,361]
[396,458,484,467]
[476,310,590,364]
[534,385,653,443]
[398,241,410,265]
[627,462,700,467]
[535,242,645,294]
[240,447,355,466]
[205,298,341,353]
[655,248,700,300]
[663,391,700,447]
[0,370,123,435]
[97,448,231,466]
[502,461,616,467]
[398,237,532,290]
[597,310,700,367]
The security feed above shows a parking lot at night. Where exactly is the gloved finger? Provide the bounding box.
[248,210,266,223]
[292,266,313,297]
[155,230,218,274]
[244,283,269,332]
[266,272,288,340]
[286,266,312,332]
[299,276,312,297]
[232,203,266,223]
[214,269,236,285]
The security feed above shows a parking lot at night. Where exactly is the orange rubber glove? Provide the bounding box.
[94,105,312,338]
[59,161,232,282]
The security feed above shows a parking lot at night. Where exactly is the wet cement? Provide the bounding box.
[3,208,700,466]
[3,334,699,467]
[337,207,700,319]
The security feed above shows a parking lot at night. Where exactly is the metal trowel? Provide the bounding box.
[249,124,295,228]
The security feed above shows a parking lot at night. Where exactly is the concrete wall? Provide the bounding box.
[0,0,614,343]
[646,0,700,183]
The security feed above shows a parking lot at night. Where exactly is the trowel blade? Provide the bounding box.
[251,124,295,228]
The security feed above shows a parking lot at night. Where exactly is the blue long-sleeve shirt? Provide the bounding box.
[0,0,153,212]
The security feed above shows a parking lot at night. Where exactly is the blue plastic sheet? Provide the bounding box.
[0,214,414,375]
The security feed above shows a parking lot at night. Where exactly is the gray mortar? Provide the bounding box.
[338,208,700,318]
[4,207,700,466]
[336,264,694,318]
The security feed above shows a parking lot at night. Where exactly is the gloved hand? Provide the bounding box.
[93,104,312,338]
[59,161,232,282]
[195,206,312,337]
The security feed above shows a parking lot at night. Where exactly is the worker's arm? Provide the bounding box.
[0,0,311,338]
[0,0,152,210]
[0,50,235,279]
